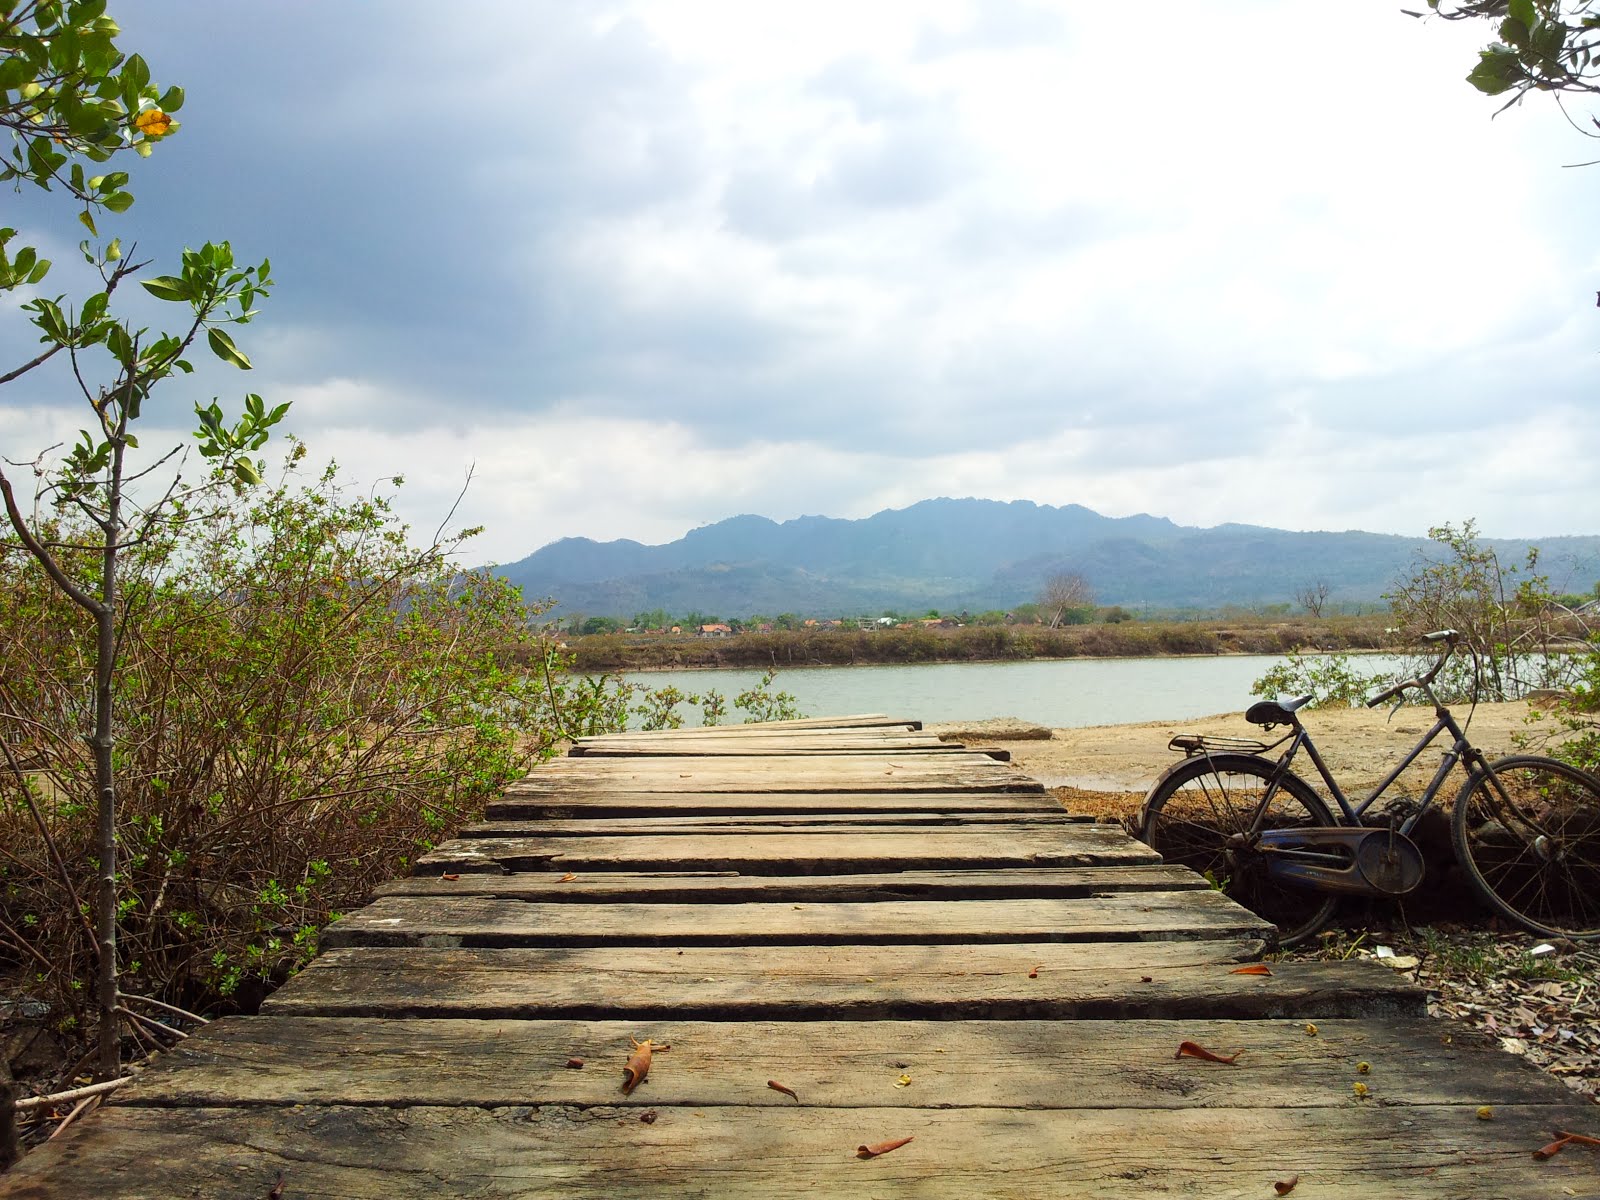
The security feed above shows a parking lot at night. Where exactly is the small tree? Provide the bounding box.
[1040,572,1095,627]
[0,4,282,1078]
[1296,579,1331,618]
[1383,521,1588,701]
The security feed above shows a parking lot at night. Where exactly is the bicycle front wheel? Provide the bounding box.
[1451,755,1600,939]
[1140,754,1339,948]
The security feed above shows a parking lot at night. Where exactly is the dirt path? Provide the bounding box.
[931,702,1555,819]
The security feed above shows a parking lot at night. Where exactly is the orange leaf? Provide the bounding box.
[1028,965,1040,979]
[558,872,578,883]
[439,873,460,881]
[1175,1040,1242,1064]
[1533,1136,1573,1161]
[1535,1130,1600,1161]
[1229,964,1272,976]
[565,1057,584,1070]
[622,1038,654,1094]
[1274,1174,1299,1195]
[857,1136,914,1159]
[767,1080,799,1101]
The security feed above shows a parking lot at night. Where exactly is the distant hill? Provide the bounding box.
[485,499,1600,618]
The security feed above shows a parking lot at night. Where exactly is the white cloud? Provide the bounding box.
[5,0,1597,565]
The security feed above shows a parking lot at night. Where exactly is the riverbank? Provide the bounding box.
[561,614,1389,671]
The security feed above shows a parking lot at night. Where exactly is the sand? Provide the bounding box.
[930,701,1559,819]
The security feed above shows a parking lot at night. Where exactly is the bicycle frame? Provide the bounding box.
[1267,681,1485,838]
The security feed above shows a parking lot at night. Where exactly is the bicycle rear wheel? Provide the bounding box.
[1451,755,1600,939]
[1139,753,1339,948]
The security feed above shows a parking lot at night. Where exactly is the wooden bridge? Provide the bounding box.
[2,716,1597,1197]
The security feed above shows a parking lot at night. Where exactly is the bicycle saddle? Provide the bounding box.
[1245,695,1313,727]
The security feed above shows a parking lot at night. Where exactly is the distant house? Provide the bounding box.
[699,623,733,638]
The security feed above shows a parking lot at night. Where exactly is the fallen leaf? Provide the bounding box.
[1476,1106,1493,1120]
[893,1073,912,1088]
[1028,965,1040,979]
[565,1057,585,1070]
[1140,975,1154,983]
[267,1171,286,1200]
[558,873,577,883]
[639,1110,658,1124]
[1352,1082,1369,1098]
[622,1038,654,1094]
[1554,1131,1600,1148]
[857,1136,914,1159]
[439,873,460,881]
[1274,1174,1299,1195]
[1356,1062,1371,1074]
[1229,964,1272,976]
[1534,1136,1574,1161]
[1174,1041,1242,1064]
[1304,1023,1319,1036]
[768,1080,799,1101]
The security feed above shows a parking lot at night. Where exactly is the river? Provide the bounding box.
[623,654,1401,729]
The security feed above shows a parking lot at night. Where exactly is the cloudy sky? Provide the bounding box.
[4,1,1598,564]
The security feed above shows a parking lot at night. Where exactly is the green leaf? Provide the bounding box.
[158,84,184,113]
[140,275,190,301]
[101,190,133,213]
[1467,44,1524,95]
[207,326,252,369]
[233,459,262,486]
[79,209,97,235]
[1509,0,1537,27]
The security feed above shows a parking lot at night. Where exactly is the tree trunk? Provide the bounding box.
[93,452,123,1081]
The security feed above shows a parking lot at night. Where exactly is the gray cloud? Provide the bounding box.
[2,0,1596,565]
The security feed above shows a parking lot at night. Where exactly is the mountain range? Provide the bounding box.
[486,499,1600,618]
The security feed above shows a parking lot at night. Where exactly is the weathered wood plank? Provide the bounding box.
[514,753,1041,793]
[486,790,1065,819]
[121,1017,1571,1111]
[8,1102,1594,1199]
[574,714,921,735]
[319,891,1272,949]
[460,813,1087,838]
[571,735,961,756]
[374,865,1208,903]
[263,943,1426,1022]
[413,826,1158,875]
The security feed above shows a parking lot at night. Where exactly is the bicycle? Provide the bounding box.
[1136,630,1600,947]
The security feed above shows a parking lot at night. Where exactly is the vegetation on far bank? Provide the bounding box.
[557,614,1394,672]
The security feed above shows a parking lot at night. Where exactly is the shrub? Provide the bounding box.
[0,455,560,1017]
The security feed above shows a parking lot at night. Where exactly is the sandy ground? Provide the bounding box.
[930,701,1557,818]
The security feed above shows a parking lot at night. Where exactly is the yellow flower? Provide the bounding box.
[135,108,172,137]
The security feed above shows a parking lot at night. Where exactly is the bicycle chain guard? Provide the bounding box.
[1258,826,1426,897]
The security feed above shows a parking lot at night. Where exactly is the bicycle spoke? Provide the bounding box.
[1141,754,1338,948]
[1453,756,1600,939]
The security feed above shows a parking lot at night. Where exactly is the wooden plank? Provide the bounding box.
[413,826,1159,875]
[486,790,1064,818]
[319,891,1273,949]
[574,714,921,734]
[514,754,1041,793]
[11,1101,1594,1199]
[375,865,1209,903]
[263,943,1427,1022]
[121,1016,1572,1111]
[459,813,1087,838]
[571,735,961,756]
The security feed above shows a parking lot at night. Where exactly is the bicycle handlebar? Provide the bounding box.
[1364,629,1458,708]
